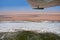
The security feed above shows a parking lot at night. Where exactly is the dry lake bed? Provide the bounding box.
[0,21,60,34]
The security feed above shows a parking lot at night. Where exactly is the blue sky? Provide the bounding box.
[0,0,60,12]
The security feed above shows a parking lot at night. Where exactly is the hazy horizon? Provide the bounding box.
[0,0,60,12]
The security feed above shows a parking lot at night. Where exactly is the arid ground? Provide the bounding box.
[0,12,60,21]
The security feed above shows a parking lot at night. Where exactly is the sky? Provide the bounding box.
[0,0,60,12]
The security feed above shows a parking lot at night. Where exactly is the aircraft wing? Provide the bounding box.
[27,0,60,9]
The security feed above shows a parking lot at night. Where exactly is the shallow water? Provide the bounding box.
[0,21,60,34]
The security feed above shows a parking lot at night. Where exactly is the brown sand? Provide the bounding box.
[0,12,60,21]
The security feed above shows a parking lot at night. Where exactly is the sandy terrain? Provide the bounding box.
[0,12,60,21]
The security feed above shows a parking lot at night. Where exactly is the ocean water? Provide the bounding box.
[0,21,60,34]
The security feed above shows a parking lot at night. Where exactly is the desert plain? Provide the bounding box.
[0,12,60,21]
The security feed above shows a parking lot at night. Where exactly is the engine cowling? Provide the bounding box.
[27,0,60,9]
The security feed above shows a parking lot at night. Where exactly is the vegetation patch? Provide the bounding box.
[15,31,60,40]
[1,31,60,40]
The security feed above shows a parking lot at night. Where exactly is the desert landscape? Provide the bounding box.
[0,12,60,21]
[0,0,60,40]
[0,12,60,40]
